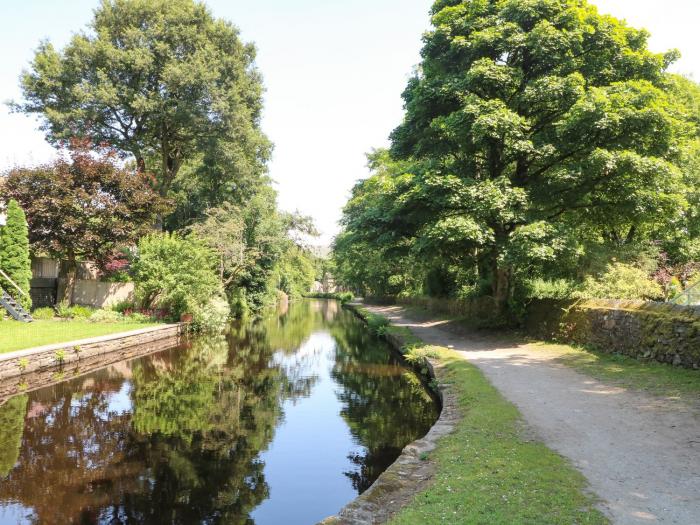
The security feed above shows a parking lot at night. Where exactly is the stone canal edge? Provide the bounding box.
[319,304,461,525]
[0,324,186,402]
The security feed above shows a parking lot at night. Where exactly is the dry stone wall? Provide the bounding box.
[525,299,700,369]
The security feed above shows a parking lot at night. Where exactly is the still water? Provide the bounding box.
[0,300,439,524]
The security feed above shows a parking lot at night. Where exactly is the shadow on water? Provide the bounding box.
[0,300,439,525]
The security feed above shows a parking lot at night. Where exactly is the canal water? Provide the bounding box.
[0,300,439,524]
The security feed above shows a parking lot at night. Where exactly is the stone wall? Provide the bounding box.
[525,299,700,369]
[0,324,184,383]
[0,331,184,404]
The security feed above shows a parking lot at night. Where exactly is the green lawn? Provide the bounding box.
[0,320,160,354]
[354,307,608,525]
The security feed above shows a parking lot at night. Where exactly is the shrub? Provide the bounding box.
[573,263,664,301]
[89,309,124,323]
[56,303,95,319]
[131,233,221,318]
[523,278,577,300]
[125,312,151,323]
[110,300,136,314]
[192,296,231,332]
[55,301,72,318]
[31,307,55,320]
[67,305,94,319]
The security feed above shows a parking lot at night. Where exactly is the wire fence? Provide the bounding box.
[670,281,700,306]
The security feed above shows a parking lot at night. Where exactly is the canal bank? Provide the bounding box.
[333,303,608,525]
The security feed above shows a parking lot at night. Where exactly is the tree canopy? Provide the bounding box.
[334,0,700,312]
[15,0,271,225]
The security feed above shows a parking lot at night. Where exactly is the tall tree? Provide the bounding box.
[388,0,690,312]
[14,0,271,219]
[4,141,170,303]
[0,200,33,309]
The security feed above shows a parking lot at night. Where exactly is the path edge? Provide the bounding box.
[318,302,461,525]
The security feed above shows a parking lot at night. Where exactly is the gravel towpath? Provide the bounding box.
[362,305,700,525]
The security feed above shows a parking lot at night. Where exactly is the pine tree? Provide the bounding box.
[0,199,32,309]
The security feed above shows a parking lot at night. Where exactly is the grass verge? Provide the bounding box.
[530,341,700,402]
[353,306,608,525]
[0,320,160,354]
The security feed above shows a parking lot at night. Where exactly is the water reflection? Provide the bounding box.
[0,300,439,524]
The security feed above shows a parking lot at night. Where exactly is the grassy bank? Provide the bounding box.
[530,342,700,402]
[0,320,160,354]
[352,306,608,525]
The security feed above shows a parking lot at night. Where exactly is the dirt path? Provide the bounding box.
[363,305,700,525]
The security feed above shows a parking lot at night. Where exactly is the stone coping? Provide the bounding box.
[319,304,460,525]
[0,324,181,363]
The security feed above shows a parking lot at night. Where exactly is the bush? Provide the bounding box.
[125,312,152,323]
[131,233,221,318]
[67,305,94,319]
[523,278,577,300]
[110,300,136,314]
[192,296,231,332]
[89,309,124,323]
[31,307,55,320]
[573,263,664,301]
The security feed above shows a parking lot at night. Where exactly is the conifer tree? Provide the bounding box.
[0,200,33,309]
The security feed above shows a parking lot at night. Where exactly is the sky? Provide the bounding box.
[0,0,699,244]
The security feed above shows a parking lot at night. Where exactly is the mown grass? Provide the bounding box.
[353,307,608,525]
[0,320,160,354]
[530,341,700,402]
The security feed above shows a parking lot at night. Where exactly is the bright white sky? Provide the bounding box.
[1,0,699,243]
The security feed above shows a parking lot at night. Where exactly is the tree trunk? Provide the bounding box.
[493,264,511,315]
[490,228,512,315]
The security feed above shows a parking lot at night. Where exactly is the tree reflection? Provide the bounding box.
[329,315,440,493]
[0,394,28,478]
[0,300,438,522]
[0,335,290,523]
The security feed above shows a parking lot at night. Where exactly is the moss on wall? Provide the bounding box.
[526,300,700,369]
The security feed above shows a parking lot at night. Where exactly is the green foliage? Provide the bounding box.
[31,308,55,320]
[68,305,94,319]
[55,303,94,319]
[16,0,271,225]
[89,309,124,323]
[334,1,699,312]
[192,296,231,332]
[0,200,32,309]
[132,232,221,319]
[275,245,317,299]
[574,263,664,300]
[521,278,578,301]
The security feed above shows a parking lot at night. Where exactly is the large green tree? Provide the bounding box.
[0,200,33,309]
[15,0,271,224]
[386,0,691,311]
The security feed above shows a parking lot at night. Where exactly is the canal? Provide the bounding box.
[0,299,439,524]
